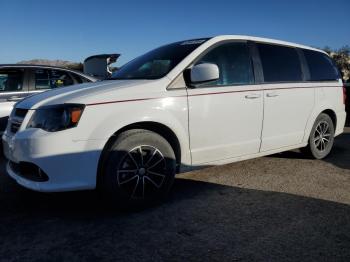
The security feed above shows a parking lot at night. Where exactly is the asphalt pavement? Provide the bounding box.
[0,128,349,262]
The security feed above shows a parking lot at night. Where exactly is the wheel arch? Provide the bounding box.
[321,109,337,129]
[303,106,338,144]
[96,121,183,186]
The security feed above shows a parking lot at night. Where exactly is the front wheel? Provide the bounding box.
[302,113,335,159]
[100,129,176,208]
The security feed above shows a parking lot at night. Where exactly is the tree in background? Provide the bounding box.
[65,63,84,72]
[323,46,350,82]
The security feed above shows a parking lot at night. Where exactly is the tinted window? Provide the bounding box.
[0,69,24,92]
[112,39,209,80]
[35,69,50,89]
[50,70,74,88]
[258,43,302,82]
[35,69,74,89]
[303,49,339,81]
[195,42,254,86]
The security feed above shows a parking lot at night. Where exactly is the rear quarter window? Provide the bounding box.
[303,49,340,81]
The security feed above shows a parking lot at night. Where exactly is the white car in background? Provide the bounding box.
[0,65,96,132]
[2,35,346,207]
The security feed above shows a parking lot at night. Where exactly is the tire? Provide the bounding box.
[100,129,176,208]
[301,113,335,159]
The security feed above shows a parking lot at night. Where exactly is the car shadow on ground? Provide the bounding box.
[269,132,350,170]
[0,172,350,261]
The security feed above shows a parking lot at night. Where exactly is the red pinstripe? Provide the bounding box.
[85,85,339,106]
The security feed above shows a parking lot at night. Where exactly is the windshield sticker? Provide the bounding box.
[180,39,207,45]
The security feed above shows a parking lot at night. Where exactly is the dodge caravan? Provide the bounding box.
[2,35,346,206]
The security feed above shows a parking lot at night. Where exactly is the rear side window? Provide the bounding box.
[35,69,50,89]
[257,43,302,82]
[35,69,74,89]
[303,50,339,81]
[50,70,74,88]
[195,42,254,86]
[0,69,24,92]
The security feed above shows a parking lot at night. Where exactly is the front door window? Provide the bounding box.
[0,69,24,92]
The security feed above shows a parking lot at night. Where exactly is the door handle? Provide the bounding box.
[266,92,279,97]
[245,94,261,99]
[7,96,23,102]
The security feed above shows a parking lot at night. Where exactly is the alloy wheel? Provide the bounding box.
[116,145,167,199]
[313,121,332,152]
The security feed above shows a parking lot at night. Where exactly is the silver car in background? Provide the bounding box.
[0,64,97,132]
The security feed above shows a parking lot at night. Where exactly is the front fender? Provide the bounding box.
[75,95,191,166]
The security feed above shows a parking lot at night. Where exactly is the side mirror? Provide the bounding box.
[190,63,219,84]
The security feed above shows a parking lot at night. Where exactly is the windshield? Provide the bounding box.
[111,38,209,80]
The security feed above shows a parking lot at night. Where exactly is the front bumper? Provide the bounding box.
[2,128,106,192]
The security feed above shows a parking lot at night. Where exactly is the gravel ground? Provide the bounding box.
[0,128,350,262]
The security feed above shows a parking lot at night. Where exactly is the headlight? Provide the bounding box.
[27,104,85,132]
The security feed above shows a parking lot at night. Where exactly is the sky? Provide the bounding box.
[1,0,349,67]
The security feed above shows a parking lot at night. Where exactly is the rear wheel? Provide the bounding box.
[100,129,176,207]
[302,113,335,159]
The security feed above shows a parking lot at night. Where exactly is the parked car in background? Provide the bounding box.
[0,65,97,132]
[2,36,346,207]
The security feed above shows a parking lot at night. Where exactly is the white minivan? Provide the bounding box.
[2,35,346,206]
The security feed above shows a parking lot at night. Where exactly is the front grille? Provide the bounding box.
[10,121,21,133]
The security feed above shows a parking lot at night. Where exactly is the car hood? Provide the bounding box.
[16,79,170,109]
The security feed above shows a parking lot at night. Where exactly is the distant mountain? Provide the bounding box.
[17,59,74,67]
[17,59,83,71]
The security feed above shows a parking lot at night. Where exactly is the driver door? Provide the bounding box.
[187,42,263,165]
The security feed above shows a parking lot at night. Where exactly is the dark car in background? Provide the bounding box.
[0,64,97,132]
